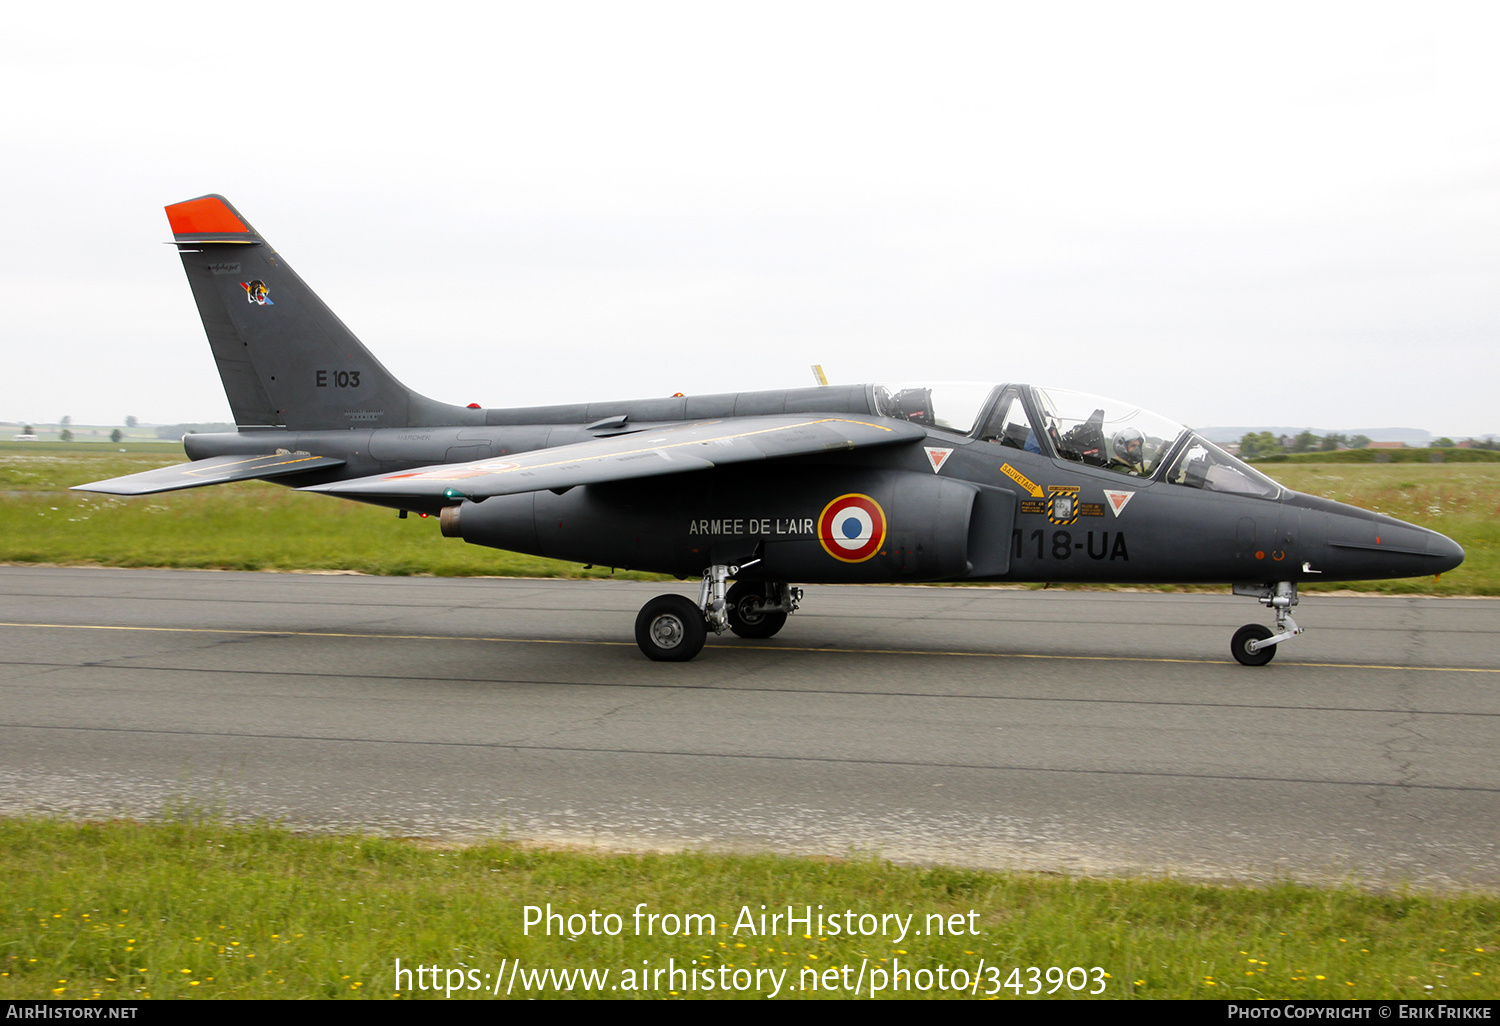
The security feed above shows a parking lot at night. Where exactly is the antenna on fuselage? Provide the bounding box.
[811,364,829,386]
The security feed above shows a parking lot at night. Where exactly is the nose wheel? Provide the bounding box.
[1230,582,1302,666]
[1230,623,1275,666]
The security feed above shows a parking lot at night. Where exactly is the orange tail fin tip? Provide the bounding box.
[165,195,248,236]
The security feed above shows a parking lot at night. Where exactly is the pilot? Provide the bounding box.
[1109,428,1146,473]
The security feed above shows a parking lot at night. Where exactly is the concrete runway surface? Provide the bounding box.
[1,566,1496,889]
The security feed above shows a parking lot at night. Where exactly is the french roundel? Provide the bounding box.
[817,493,887,563]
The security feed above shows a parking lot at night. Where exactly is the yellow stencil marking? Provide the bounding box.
[1001,463,1043,497]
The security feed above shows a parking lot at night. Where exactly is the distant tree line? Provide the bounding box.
[1239,432,1498,456]
[1238,431,1372,457]
[154,423,237,438]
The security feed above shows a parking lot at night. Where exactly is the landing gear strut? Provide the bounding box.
[634,562,802,661]
[1230,582,1302,666]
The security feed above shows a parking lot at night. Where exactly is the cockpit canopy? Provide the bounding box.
[872,382,1281,500]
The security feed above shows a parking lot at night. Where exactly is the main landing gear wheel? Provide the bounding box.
[1231,623,1276,667]
[725,581,789,639]
[635,595,706,662]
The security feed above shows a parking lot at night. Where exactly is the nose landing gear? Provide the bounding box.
[1229,582,1302,666]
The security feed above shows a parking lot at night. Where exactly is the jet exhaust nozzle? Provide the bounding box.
[440,504,462,538]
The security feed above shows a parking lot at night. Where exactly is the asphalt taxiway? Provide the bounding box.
[1,566,1496,888]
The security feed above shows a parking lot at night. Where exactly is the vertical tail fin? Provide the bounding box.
[166,195,475,431]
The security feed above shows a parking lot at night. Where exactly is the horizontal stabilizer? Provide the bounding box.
[304,415,924,501]
[72,454,346,495]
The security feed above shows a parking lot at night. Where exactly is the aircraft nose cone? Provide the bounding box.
[1427,530,1465,575]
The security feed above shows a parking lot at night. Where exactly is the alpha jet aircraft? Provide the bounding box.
[78,195,1465,664]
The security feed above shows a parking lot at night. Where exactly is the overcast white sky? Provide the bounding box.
[3,2,1497,436]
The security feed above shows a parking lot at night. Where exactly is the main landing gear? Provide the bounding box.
[634,562,803,661]
[1229,582,1302,666]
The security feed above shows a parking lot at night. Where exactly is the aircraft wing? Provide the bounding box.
[303,415,925,501]
[73,453,347,495]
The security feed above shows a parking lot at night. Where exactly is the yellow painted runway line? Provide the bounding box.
[0,621,626,646]
[2,621,1497,673]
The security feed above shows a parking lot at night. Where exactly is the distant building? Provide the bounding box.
[11,433,37,441]
[1366,440,1406,449]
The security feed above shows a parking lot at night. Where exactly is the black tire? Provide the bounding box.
[1231,623,1276,666]
[725,581,789,639]
[635,595,707,662]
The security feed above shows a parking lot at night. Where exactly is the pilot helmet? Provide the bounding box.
[1111,428,1145,467]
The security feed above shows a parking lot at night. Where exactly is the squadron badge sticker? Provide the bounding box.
[817,493,887,563]
[240,279,273,305]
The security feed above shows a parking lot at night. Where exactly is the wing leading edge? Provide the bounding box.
[73,453,347,495]
[303,415,926,501]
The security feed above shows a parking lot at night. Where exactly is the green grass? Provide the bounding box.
[1,818,1494,1000]
[0,449,666,580]
[0,449,1496,592]
[3,452,1497,1001]
[0,440,184,454]
[1264,463,1500,596]
[1249,447,1500,465]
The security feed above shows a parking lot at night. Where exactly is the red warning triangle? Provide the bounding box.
[1103,489,1134,516]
